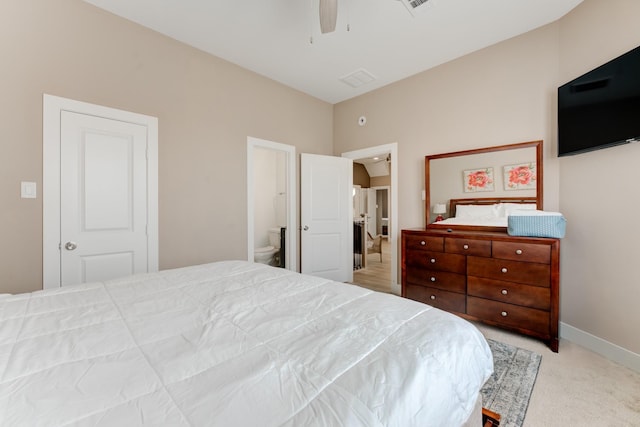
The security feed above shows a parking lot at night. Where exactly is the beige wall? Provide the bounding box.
[557,0,640,354]
[0,0,333,294]
[334,23,561,225]
[370,175,390,188]
[353,163,371,187]
[334,0,640,355]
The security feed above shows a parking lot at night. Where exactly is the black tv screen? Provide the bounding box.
[557,45,640,157]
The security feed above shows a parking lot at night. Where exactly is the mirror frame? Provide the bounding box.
[425,140,543,231]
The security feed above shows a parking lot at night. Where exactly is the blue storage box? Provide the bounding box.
[507,214,566,238]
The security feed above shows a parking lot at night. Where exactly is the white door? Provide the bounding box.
[353,186,363,217]
[43,95,158,290]
[367,188,377,236]
[60,112,149,285]
[301,153,352,282]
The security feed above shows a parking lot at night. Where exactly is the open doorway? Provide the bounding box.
[247,137,297,271]
[342,143,399,295]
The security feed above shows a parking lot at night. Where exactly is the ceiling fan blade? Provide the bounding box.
[319,0,337,34]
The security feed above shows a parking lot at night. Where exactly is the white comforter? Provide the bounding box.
[0,261,492,426]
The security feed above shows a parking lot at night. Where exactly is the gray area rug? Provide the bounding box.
[481,339,542,427]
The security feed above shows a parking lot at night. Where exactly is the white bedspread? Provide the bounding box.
[0,261,492,426]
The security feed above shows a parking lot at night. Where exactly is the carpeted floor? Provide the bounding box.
[476,322,640,426]
[481,339,542,427]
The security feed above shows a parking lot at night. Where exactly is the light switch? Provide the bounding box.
[21,182,37,199]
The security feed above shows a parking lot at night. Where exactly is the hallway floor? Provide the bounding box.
[351,238,392,294]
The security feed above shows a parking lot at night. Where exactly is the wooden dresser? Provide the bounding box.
[401,228,560,352]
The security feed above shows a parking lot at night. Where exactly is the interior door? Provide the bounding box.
[60,111,149,286]
[367,188,377,235]
[300,153,352,282]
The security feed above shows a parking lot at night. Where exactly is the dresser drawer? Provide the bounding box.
[467,256,550,287]
[406,269,466,293]
[492,241,551,264]
[445,238,491,257]
[467,276,550,310]
[467,296,549,335]
[405,250,466,273]
[405,284,466,313]
[404,234,444,252]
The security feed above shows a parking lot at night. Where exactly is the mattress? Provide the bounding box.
[0,261,493,426]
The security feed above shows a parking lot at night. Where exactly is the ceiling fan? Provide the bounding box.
[318,0,338,34]
[318,0,430,34]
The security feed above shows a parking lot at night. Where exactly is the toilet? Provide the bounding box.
[253,245,278,265]
[254,227,282,265]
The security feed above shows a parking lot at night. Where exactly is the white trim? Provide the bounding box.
[560,322,640,373]
[247,137,297,272]
[342,142,400,295]
[43,94,159,289]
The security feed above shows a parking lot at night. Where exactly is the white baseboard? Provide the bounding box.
[560,322,640,373]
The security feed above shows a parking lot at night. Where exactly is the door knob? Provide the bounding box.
[303,226,309,231]
[64,241,77,251]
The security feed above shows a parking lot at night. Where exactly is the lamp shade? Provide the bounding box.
[433,203,447,214]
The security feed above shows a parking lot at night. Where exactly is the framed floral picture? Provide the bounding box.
[504,162,536,190]
[463,167,494,192]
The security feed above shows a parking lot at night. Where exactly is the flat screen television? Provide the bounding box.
[557,45,640,157]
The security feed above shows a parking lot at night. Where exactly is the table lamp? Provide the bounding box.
[433,203,446,222]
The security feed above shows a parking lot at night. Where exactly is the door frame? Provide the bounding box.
[42,94,159,289]
[342,143,399,295]
[246,137,297,271]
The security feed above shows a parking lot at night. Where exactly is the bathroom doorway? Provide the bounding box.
[247,137,297,271]
[342,143,398,295]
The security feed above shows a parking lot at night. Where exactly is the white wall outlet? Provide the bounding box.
[21,181,37,199]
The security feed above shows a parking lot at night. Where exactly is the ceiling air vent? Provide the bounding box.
[340,69,377,89]
[397,0,432,16]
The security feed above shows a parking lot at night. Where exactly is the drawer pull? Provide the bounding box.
[430,295,436,300]
[501,289,508,295]
[420,240,426,246]
[430,258,436,263]
[501,267,508,273]
[463,244,469,250]
[501,311,508,317]
[516,249,523,255]
[430,276,436,282]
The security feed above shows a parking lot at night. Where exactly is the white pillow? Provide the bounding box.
[455,204,499,219]
[499,203,537,218]
[509,209,563,216]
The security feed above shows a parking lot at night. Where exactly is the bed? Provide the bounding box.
[430,197,538,231]
[0,261,493,426]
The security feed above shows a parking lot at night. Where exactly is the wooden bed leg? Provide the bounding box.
[482,408,501,427]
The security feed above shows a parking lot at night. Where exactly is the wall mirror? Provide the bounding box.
[425,140,543,231]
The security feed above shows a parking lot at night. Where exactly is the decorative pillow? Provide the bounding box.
[455,204,500,219]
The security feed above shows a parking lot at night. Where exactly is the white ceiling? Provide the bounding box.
[81,0,583,104]
[359,156,390,177]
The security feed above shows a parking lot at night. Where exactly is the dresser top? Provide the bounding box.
[402,228,560,244]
